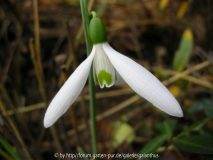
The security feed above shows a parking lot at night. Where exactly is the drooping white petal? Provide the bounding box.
[103,42,183,117]
[115,70,125,86]
[44,47,96,128]
[93,44,115,88]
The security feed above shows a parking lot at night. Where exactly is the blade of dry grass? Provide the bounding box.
[33,0,42,74]
[153,67,213,89]
[29,39,63,152]
[0,83,35,144]
[162,61,211,86]
[0,98,32,160]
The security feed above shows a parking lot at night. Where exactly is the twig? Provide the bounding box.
[6,102,46,116]
[179,75,212,89]
[96,95,140,121]
[162,61,211,86]
[33,0,42,74]
[29,39,47,104]
[153,67,213,89]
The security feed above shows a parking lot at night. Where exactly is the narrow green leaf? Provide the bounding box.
[173,136,213,154]
[0,149,15,160]
[137,134,167,160]
[0,135,22,160]
[155,120,177,138]
[173,29,193,72]
[177,116,213,138]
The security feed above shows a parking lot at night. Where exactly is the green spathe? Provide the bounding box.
[89,18,107,44]
[98,70,112,87]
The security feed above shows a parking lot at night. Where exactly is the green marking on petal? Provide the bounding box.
[98,70,112,86]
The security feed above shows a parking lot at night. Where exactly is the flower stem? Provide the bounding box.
[88,70,98,154]
[80,0,98,154]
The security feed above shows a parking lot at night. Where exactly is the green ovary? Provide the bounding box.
[98,70,112,87]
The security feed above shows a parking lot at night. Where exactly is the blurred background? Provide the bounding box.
[0,0,213,159]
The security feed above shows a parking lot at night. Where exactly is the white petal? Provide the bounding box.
[93,61,98,84]
[103,42,183,117]
[115,70,125,86]
[44,47,96,128]
[93,44,115,88]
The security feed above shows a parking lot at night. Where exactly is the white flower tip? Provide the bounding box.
[162,101,184,117]
[43,114,53,128]
[169,107,184,117]
[43,107,59,128]
[43,103,58,128]
[152,98,184,118]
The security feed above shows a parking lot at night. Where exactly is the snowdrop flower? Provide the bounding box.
[44,16,183,128]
